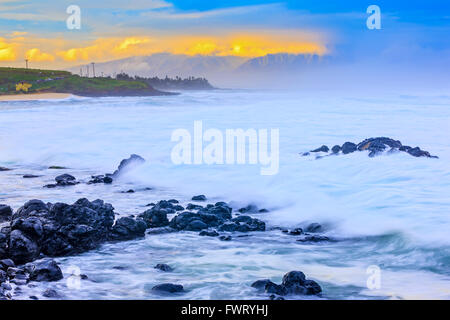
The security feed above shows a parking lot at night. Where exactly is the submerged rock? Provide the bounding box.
[42,288,61,298]
[305,223,322,233]
[154,264,173,272]
[199,230,219,237]
[296,235,331,243]
[0,167,12,171]
[23,174,40,179]
[152,283,184,294]
[238,204,259,214]
[192,195,207,201]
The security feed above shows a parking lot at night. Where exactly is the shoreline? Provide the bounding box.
[0,92,74,101]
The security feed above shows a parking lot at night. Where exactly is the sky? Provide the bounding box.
[0,0,449,73]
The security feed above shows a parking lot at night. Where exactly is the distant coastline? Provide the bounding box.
[0,67,214,99]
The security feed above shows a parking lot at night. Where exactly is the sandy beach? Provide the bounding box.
[0,92,73,101]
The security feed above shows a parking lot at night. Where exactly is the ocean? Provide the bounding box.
[1,89,449,299]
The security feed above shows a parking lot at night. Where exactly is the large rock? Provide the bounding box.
[29,260,63,282]
[218,216,265,232]
[110,217,147,241]
[170,211,224,231]
[45,174,79,188]
[140,203,170,228]
[112,154,145,178]
[8,230,40,264]
[341,142,357,154]
[0,205,12,223]
[251,271,322,297]
[8,198,115,264]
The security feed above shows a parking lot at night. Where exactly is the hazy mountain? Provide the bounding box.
[69,53,247,80]
[236,54,329,73]
[67,53,330,88]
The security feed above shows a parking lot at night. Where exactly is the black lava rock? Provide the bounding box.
[311,145,329,153]
[0,205,12,223]
[186,203,203,210]
[23,174,40,179]
[7,198,115,264]
[42,288,61,298]
[252,271,322,297]
[152,283,184,293]
[218,216,265,232]
[341,142,357,154]
[154,264,173,272]
[331,145,341,153]
[287,228,303,235]
[192,195,207,201]
[296,235,331,243]
[45,174,79,188]
[140,204,170,228]
[0,259,15,271]
[199,230,219,237]
[110,217,147,241]
[112,154,145,178]
[88,175,113,184]
[170,211,223,231]
[251,279,273,291]
[305,223,322,233]
[238,204,259,214]
[29,260,63,282]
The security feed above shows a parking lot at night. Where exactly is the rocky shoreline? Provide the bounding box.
[0,195,326,300]
[0,155,327,300]
[303,137,438,158]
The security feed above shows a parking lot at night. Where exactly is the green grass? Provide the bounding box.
[0,67,162,96]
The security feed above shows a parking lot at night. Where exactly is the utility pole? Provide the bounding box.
[91,62,95,77]
[25,59,28,69]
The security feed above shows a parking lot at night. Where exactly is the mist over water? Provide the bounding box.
[1,90,450,299]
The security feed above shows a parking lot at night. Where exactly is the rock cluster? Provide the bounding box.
[251,271,322,298]
[305,137,438,158]
[1,258,63,299]
[44,174,79,188]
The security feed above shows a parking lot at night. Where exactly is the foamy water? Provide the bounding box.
[0,90,449,299]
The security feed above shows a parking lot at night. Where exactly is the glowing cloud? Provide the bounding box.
[25,48,54,61]
[0,38,17,61]
[56,32,328,63]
